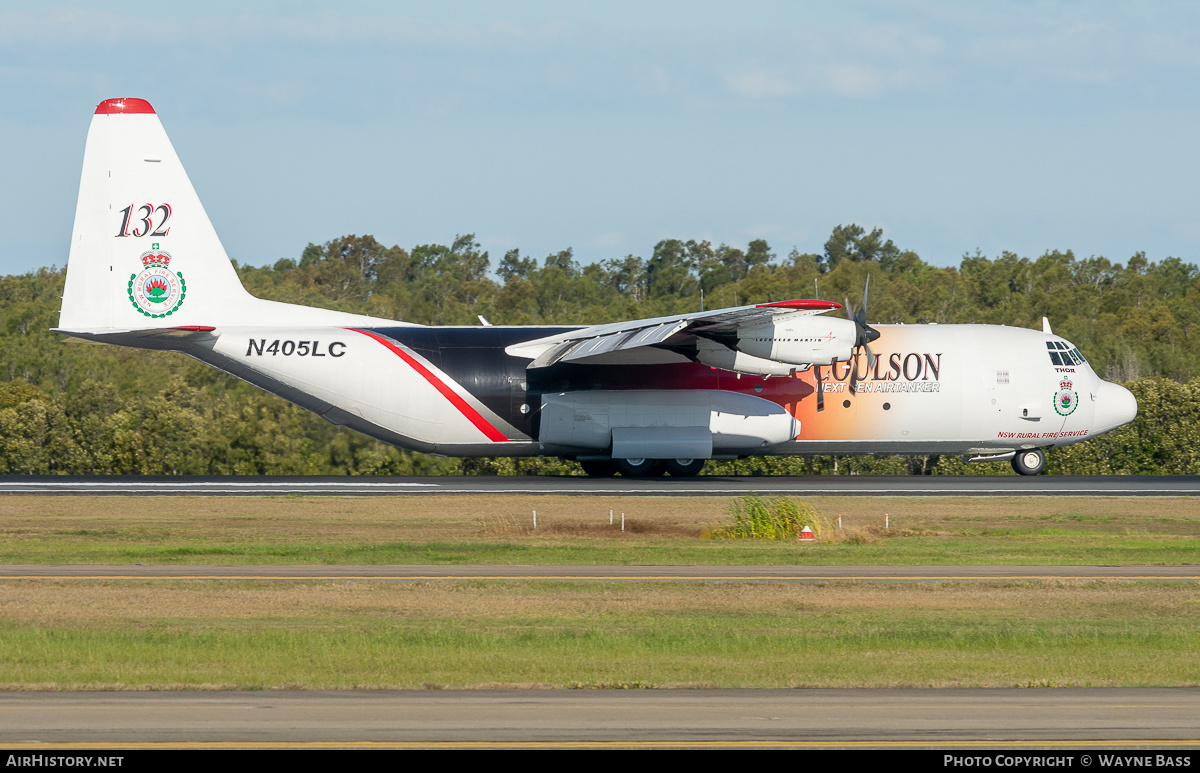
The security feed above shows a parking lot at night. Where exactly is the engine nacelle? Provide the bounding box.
[694,338,800,377]
[736,314,856,366]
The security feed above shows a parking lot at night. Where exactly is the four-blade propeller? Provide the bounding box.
[843,275,881,395]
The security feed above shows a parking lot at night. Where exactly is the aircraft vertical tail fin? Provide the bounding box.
[59,98,258,332]
[59,98,391,335]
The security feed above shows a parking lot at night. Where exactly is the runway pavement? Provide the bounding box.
[1,474,1198,496]
[2,564,1198,582]
[2,689,1199,748]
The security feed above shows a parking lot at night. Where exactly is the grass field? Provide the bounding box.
[2,580,1198,689]
[1,494,1197,690]
[0,495,1196,565]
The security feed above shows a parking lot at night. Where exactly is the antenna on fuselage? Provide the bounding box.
[1042,317,1052,334]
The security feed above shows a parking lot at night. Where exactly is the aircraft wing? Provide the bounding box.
[505,299,842,367]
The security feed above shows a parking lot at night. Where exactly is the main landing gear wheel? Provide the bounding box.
[664,459,706,477]
[1011,448,1046,476]
[616,458,665,477]
[578,460,619,478]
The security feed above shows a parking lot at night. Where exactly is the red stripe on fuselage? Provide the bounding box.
[349,328,509,442]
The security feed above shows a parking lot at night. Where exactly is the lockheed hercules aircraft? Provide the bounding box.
[55,98,1138,477]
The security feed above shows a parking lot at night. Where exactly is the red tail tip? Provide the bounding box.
[95,98,156,115]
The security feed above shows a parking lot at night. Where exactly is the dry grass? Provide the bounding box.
[1,494,1196,542]
[481,513,700,538]
[0,494,1197,565]
[1,580,1193,624]
[825,526,880,544]
[0,495,727,543]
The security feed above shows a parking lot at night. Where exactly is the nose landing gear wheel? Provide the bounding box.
[616,458,665,477]
[1011,448,1046,476]
[664,459,706,477]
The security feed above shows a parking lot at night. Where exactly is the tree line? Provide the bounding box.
[1,224,1197,475]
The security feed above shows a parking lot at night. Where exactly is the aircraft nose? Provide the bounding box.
[1094,381,1138,432]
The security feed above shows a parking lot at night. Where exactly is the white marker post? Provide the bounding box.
[610,509,613,526]
[621,513,625,532]
[885,514,889,530]
[533,510,537,529]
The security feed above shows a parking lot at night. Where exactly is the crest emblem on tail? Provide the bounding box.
[128,247,186,317]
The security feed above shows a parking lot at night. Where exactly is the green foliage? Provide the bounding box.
[459,456,583,476]
[710,496,828,540]
[4,224,1200,475]
[0,376,458,475]
[705,453,936,476]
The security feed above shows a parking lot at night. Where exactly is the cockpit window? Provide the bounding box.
[1047,339,1088,366]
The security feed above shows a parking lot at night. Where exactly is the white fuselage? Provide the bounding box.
[88,320,1135,461]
